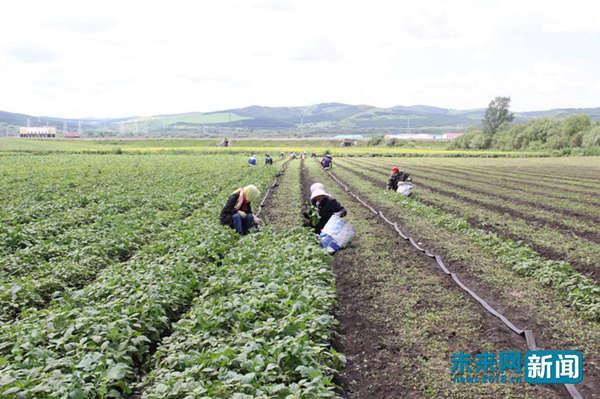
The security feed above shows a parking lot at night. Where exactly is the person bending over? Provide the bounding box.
[387,166,410,191]
[309,182,346,232]
[321,154,333,169]
[220,185,261,235]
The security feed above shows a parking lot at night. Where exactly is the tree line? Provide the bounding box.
[451,97,600,153]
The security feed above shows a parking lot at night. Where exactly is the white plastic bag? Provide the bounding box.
[321,214,355,248]
[396,182,414,197]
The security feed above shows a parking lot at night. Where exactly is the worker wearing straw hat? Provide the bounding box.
[308,182,346,233]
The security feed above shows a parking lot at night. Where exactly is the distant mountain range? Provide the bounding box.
[2,103,600,137]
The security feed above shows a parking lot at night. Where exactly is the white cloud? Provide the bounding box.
[8,44,58,63]
[0,0,599,118]
[291,38,341,62]
[48,16,118,34]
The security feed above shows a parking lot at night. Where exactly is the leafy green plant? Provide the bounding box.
[142,228,340,398]
[0,155,290,398]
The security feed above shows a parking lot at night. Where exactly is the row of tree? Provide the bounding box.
[451,97,600,152]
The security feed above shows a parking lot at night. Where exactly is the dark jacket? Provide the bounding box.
[313,196,346,232]
[220,192,252,226]
[387,172,410,190]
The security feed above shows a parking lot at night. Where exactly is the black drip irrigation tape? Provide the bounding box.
[320,164,584,399]
[255,159,292,218]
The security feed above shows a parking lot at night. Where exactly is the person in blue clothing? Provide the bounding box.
[248,155,257,166]
[321,154,332,169]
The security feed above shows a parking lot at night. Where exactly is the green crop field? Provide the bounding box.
[0,140,598,398]
[0,138,548,158]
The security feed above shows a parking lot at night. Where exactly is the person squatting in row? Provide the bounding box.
[220,185,261,235]
[321,154,332,169]
[387,166,411,191]
[303,182,346,233]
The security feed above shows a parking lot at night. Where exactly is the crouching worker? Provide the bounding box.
[304,183,353,254]
[387,166,414,196]
[321,154,333,169]
[387,166,411,190]
[220,185,261,235]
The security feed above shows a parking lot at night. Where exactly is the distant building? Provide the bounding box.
[443,132,464,140]
[19,126,56,138]
[333,134,364,140]
[384,132,465,141]
[63,131,81,139]
[385,133,438,140]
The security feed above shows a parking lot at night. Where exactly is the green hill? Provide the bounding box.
[3,104,600,137]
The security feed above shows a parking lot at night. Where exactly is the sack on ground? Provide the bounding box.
[396,182,414,197]
[321,214,355,248]
[318,232,342,252]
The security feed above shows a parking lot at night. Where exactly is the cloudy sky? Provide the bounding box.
[1,0,599,118]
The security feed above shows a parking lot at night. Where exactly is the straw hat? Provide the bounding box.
[310,187,329,201]
[310,183,324,193]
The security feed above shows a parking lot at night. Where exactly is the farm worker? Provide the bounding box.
[280,151,285,159]
[265,154,273,165]
[387,166,411,190]
[321,154,333,169]
[311,152,317,159]
[220,185,261,235]
[248,155,257,166]
[301,152,307,160]
[309,182,346,233]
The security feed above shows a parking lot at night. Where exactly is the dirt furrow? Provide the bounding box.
[351,158,600,220]
[301,160,565,398]
[341,159,600,244]
[318,161,598,398]
[336,161,600,282]
[363,157,600,206]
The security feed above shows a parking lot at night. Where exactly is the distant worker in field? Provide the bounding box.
[321,154,333,169]
[301,152,307,160]
[387,166,414,196]
[290,152,297,159]
[311,152,317,159]
[265,153,273,165]
[223,137,230,147]
[220,185,261,235]
[248,154,257,166]
[387,166,410,190]
[307,183,346,233]
[280,151,285,159]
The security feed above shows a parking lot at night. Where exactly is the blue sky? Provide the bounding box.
[1,0,599,118]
